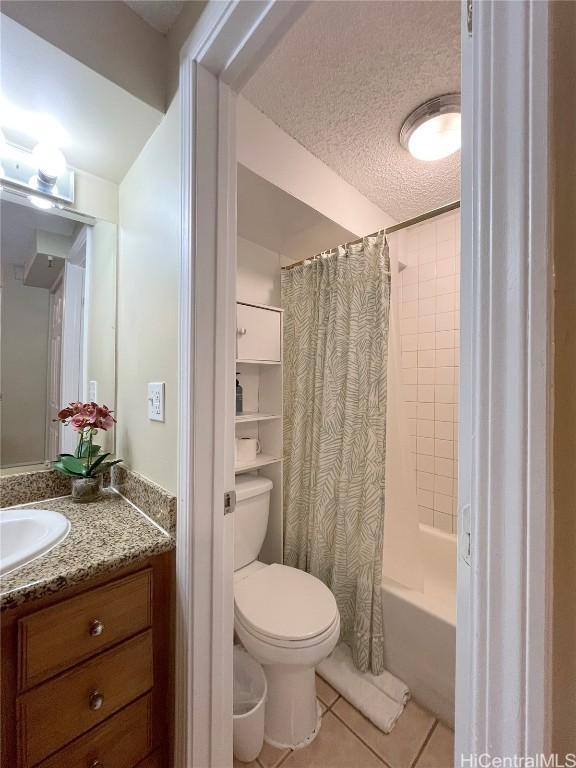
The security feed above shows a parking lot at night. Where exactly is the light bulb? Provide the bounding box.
[28,194,54,210]
[32,142,66,184]
[407,113,461,161]
[400,95,461,162]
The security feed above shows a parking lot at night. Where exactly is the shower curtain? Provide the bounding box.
[282,234,391,674]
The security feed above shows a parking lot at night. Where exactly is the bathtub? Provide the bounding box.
[381,524,456,727]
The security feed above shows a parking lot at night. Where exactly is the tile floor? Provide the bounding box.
[234,674,454,768]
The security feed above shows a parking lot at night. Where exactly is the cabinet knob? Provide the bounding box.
[237,327,247,336]
[89,619,104,637]
[88,690,104,711]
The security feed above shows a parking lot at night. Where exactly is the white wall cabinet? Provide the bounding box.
[235,301,283,564]
[236,303,281,363]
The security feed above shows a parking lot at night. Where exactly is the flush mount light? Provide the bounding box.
[400,94,461,161]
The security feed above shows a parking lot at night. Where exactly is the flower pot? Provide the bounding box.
[71,475,102,503]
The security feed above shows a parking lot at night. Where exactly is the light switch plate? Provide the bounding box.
[148,382,165,422]
[88,381,98,402]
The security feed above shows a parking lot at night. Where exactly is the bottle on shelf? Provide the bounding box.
[236,374,243,415]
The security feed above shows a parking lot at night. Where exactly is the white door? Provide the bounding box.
[46,277,64,461]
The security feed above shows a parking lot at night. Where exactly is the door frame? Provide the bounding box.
[456,0,553,759]
[176,1,554,765]
[59,229,87,455]
[175,3,309,766]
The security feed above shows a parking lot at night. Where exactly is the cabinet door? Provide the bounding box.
[236,304,281,362]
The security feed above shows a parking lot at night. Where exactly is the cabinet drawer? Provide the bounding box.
[18,630,153,768]
[136,751,163,768]
[18,569,152,689]
[237,304,281,362]
[36,694,152,768]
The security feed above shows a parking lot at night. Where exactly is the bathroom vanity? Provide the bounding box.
[0,482,175,768]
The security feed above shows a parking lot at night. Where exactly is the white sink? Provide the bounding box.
[0,509,71,576]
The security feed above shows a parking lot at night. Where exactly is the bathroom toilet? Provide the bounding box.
[234,475,340,749]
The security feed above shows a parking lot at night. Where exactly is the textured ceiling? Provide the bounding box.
[242,1,461,222]
[124,1,184,33]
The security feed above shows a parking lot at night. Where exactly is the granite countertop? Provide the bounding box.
[1,489,175,610]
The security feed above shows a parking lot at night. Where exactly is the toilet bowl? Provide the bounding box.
[233,476,340,749]
[235,562,340,748]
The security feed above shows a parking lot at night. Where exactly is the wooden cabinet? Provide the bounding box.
[1,553,173,768]
[36,694,152,768]
[18,569,152,689]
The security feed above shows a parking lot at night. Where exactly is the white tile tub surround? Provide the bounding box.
[399,212,460,534]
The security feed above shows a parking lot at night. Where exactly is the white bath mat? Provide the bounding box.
[317,643,410,733]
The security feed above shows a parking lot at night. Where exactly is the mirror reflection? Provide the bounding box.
[1,199,116,469]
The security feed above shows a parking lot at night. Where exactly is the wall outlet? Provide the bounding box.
[148,382,165,422]
[88,380,98,402]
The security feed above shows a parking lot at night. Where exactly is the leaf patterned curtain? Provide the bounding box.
[282,234,391,674]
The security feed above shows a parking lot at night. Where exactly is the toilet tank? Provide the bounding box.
[234,475,273,571]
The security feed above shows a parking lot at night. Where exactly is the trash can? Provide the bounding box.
[233,646,268,763]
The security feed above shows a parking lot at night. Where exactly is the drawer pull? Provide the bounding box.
[237,327,247,335]
[89,690,105,711]
[89,619,105,637]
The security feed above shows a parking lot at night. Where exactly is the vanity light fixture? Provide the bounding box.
[0,140,74,206]
[32,142,66,186]
[400,94,461,161]
[28,194,54,210]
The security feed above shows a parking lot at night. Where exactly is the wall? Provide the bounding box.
[116,97,179,493]
[396,211,460,533]
[1,0,167,111]
[237,237,281,307]
[237,97,395,237]
[551,0,576,755]
[75,170,118,224]
[2,0,207,112]
[85,221,117,453]
[0,265,50,465]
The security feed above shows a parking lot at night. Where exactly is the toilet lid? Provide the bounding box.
[234,563,338,641]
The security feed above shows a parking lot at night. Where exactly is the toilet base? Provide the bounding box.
[262,664,322,749]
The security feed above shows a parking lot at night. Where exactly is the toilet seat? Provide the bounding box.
[235,608,339,651]
[234,563,338,644]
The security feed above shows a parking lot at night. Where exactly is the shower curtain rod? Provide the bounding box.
[281,200,460,271]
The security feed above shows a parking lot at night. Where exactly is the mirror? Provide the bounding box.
[0,197,117,469]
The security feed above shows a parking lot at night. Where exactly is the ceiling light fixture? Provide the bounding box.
[400,94,461,161]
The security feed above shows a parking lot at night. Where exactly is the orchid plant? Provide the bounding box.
[53,401,122,478]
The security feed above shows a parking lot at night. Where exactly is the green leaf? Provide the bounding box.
[91,459,123,475]
[60,455,88,476]
[80,443,101,459]
[52,459,84,478]
[86,451,111,474]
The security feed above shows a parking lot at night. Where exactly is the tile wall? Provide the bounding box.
[398,212,460,533]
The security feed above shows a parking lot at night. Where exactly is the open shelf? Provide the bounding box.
[235,412,281,424]
[236,359,281,366]
[235,454,282,473]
